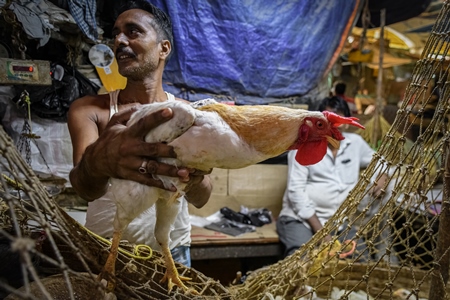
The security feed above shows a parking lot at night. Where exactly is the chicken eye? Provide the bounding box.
[316,120,324,128]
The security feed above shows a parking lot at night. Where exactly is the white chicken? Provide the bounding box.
[99,100,364,294]
[259,286,373,300]
[330,287,374,300]
[393,288,428,300]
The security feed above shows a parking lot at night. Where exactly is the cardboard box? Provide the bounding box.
[189,164,288,218]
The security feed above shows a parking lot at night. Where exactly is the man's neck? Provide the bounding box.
[119,80,167,105]
[329,145,338,158]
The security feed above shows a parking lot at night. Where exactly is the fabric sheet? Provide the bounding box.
[150,0,361,104]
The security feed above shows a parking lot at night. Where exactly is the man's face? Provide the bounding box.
[112,9,164,80]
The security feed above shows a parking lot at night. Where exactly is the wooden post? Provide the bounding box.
[429,140,450,300]
[372,9,385,148]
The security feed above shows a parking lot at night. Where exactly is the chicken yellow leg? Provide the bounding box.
[155,192,198,294]
[98,229,122,292]
[159,244,194,293]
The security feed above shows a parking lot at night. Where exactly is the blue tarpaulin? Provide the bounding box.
[148,1,361,104]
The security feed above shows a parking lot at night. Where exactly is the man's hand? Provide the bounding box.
[369,174,389,198]
[75,106,196,199]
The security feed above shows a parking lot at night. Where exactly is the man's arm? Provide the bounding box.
[306,214,324,234]
[184,175,212,208]
[286,151,315,221]
[68,96,109,201]
[356,135,390,198]
[68,98,188,201]
[69,150,110,201]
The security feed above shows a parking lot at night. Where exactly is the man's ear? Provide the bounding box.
[160,40,171,59]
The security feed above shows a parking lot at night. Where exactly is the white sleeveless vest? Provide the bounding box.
[84,90,191,249]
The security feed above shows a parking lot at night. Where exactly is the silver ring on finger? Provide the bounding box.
[138,159,148,174]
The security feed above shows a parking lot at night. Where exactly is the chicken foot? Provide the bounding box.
[160,245,197,294]
[156,192,198,295]
[97,229,122,293]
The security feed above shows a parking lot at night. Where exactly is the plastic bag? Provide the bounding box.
[220,207,272,227]
[205,219,255,237]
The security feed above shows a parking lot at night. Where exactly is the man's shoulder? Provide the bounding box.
[68,93,111,123]
[343,131,364,142]
[343,95,355,103]
[343,132,373,152]
[71,93,110,110]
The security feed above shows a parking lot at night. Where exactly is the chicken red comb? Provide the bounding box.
[322,111,365,129]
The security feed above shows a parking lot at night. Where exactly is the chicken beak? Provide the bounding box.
[326,136,340,149]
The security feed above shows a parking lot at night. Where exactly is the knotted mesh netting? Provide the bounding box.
[2,1,450,300]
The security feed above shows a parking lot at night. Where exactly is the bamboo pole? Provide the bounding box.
[355,0,370,96]
[372,9,385,148]
[429,140,450,300]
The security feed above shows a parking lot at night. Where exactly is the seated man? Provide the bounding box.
[276,96,388,258]
[354,88,375,115]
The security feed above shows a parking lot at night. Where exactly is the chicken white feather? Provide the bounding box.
[100,99,364,294]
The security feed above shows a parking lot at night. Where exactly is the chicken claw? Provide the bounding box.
[160,271,198,295]
[160,246,199,295]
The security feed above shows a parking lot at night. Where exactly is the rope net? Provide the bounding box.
[0,129,232,299]
[234,1,450,299]
[2,2,450,300]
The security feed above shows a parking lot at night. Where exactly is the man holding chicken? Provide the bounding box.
[68,0,212,267]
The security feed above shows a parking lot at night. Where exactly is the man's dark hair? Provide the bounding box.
[318,96,351,117]
[334,82,346,95]
[116,0,174,61]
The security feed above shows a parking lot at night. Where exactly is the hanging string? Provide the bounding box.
[15,90,53,176]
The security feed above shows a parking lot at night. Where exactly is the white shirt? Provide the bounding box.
[279,132,375,229]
